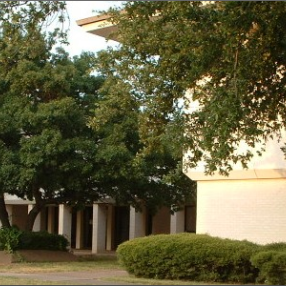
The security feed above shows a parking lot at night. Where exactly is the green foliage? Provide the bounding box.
[92,39,196,213]
[0,1,196,231]
[251,251,286,285]
[0,228,69,252]
[0,2,105,230]
[117,233,259,283]
[18,231,69,251]
[90,70,196,213]
[0,227,22,253]
[262,242,286,252]
[99,1,286,175]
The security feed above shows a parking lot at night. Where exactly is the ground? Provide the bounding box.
[0,250,78,263]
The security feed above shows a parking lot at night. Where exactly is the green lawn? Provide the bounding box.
[0,257,227,285]
[0,256,120,273]
[0,277,74,285]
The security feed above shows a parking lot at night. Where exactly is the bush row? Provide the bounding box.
[117,233,286,284]
[251,243,286,285]
[0,227,69,253]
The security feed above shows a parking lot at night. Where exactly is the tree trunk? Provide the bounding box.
[25,203,44,231]
[0,193,11,228]
[25,186,44,232]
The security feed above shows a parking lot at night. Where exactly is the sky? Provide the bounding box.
[64,1,123,57]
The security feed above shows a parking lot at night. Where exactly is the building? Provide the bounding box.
[3,195,195,253]
[2,8,285,253]
[76,12,286,245]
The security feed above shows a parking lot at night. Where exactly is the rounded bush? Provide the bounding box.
[117,233,259,283]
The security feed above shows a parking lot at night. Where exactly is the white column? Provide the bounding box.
[6,205,13,226]
[28,204,41,231]
[170,209,185,234]
[106,205,114,251]
[129,207,146,239]
[58,204,72,248]
[75,210,83,249]
[92,203,107,254]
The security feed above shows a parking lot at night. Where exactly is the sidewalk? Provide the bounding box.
[0,269,134,285]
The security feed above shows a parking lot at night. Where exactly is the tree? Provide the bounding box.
[0,1,193,231]
[0,2,105,230]
[98,1,286,175]
[91,57,196,214]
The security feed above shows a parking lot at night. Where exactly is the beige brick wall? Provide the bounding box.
[196,178,286,245]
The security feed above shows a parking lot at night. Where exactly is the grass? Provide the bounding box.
[0,256,121,273]
[0,276,219,285]
[106,276,221,285]
[0,256,229,285]
[0,277,74,285]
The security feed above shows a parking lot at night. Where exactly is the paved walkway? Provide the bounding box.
[0,269,135,285]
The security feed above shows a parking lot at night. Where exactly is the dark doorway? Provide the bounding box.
[71,211,76,249]
[114,206,130,249]
[44,206,59,234]
[83,206,93,248]
[146,210,153,235]
[70,206,93,249]
[185,205,196,233]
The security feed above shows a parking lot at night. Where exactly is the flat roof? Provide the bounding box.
[76,14,110,27]
[76,13,118,40]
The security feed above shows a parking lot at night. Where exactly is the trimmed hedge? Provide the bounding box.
[251,250,286,285]
[18,231,69,251]
[262,242,286,252]
[117,233,260,283]
[0,227,69,252]
[250,242,286,285]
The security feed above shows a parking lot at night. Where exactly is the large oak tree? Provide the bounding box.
[0,1,195,231]
[98,1,286,175]
[0,2,104,230]
[90,73,195,215]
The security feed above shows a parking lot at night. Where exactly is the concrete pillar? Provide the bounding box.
[170,209,185,234]
[106,205,114,251]
[6,205,13,226]
[129,206,146,239]
[47,206,55,233]
[58,204,72,247]
[28,204,41,232]
[92,204,107,254]
[75,210,84,249]
[40,208,47,232]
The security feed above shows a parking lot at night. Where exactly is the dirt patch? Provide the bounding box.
[0,250,78,264]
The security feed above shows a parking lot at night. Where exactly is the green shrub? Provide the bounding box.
[251,250,286,285]
[18,231,69,251]
[117,233,259,283]
[0,227,22,253]
[262,242,286,252]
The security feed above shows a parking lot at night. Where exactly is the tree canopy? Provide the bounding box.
[0,1,106,230]
[90,73,195,214]
[98,1,286,175]
[0,1,196,230]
